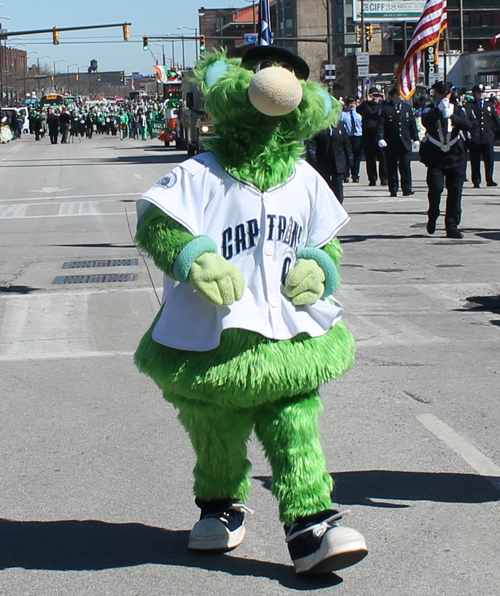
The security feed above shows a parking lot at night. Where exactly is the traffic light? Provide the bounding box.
[120,72,124,83]
[97,74,101,82]
[356,26,363,45]
[143,36,149,51]
[365,24,374,43]
[53,27,60,45]
[200,34,206,54]
[123,24,131,42]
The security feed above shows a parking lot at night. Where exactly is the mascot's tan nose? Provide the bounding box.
[248,66,303,116]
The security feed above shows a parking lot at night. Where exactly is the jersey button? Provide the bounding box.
[269,296,279,308]
[264,244,274,256]
[263,192,272,203]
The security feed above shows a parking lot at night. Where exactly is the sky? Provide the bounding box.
[0,0,241,75]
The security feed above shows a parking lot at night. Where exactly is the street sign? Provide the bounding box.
[356,52,370,66]
[324,64,336,81]
[353,0,426,22]
[357,65,369,77]
[244,33,258,44]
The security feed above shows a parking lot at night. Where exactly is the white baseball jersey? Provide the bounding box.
[137,151,350,352]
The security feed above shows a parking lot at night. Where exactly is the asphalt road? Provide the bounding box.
[1,133,499,596]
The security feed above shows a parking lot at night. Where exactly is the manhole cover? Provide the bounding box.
[62,259,139,269]
[53,274,137,284]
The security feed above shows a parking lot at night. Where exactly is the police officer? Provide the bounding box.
[419,81,472,239]
[308,121,352,204]
[378,88,420,197]
[464,82,500,187]
[357,87,387,186]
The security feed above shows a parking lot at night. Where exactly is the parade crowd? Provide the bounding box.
[307,82,500,238]
[0,98,173,145]
[2,82,500,239]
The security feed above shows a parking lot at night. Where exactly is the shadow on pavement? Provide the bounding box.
[456,295,500,327]
[255,470,500,507]
[0,285,39,294]
[0,518,342,588]
[339,234,428,243]
[52,243,136,249]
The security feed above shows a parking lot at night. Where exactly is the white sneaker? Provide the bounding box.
[286,509,368,574]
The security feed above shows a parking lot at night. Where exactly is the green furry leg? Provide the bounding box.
[172,394,254,503]
[255,391,334,526]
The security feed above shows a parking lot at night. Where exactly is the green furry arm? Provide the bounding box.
[321,237,343,285]
[135,204,194,278]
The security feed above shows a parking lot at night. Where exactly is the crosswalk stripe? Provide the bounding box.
[0,204,29,218]
[58,201,102,216]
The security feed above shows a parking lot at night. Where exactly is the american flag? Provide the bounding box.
[490,32,500,51]
[258,0,272,46]
[396,0,448,100]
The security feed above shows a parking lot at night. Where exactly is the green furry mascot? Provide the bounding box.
[135,46,367,575]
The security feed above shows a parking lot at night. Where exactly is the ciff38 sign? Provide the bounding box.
[353,0,427,22]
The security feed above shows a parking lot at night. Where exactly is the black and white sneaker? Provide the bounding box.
[286,509,367,575]
[188,498,253,551]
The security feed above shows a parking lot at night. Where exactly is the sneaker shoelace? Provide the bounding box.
[203,503,254,525]
[285,509,351,542]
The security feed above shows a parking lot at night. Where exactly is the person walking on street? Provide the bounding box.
[357,87,387,186]
[31,110,43,141]
[340,96,363,182]
[46,108,60,145]
[378,88,420,197]
[464,82,500,188]
[118,110,129,140]
[419,81,472,239]
[308,120,352,204]
[59,108,71,144]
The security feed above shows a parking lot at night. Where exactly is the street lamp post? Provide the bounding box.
[177,26,198,64]
[0,16,11,107]
[76,65,86,97]
[36,55,50,92]
[25,51,37,100]
[53,59,65,93]
[67,63,77,94]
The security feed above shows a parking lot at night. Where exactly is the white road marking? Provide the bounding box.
[418,413,500,492]
[0,204,29,218]
[27,187,72,193]
[0,293,91,357]
[133,174,143,179]
[0,192,140,204]
[58,201,102,216]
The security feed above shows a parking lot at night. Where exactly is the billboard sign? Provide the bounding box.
[353,1,426,22]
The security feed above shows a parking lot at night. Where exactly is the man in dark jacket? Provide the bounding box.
[357,87,387,186]
[59,107,71,144]
[308,121,352,203]
[46,108,60,145]
[464,82,500,188]
[378,88,420,197]
[419,81,472,238]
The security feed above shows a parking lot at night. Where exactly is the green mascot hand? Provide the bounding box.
[285,259,325,306]
[189,252,245,306]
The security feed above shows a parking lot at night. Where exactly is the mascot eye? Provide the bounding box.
[205,60,230,87]
[254,60,274,73]
[281,63,295,74]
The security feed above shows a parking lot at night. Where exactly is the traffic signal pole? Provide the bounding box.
[0,22,132,41]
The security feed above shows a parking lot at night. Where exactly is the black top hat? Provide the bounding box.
[472,83,486,93]
[241,45,310,80]
[431,80,453,94]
